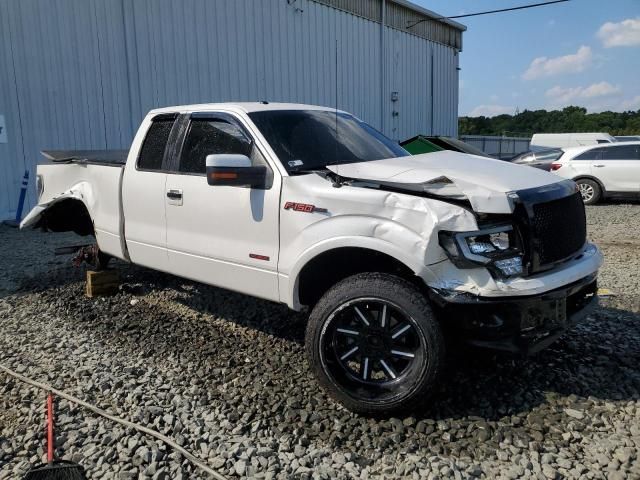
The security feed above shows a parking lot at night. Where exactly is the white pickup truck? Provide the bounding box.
[23,103,602,414]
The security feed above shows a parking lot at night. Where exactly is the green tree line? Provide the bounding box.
[459,106,640,137]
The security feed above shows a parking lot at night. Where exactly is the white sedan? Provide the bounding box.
[549,142,640,204]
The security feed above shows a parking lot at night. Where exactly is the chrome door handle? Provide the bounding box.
[166,189,183,199]
[593,164,605,167]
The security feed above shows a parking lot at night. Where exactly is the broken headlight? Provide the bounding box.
[438,224,524,278]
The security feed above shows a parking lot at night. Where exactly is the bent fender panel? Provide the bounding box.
[21,162,126,259]
[284,235,437,310]
[20,182,96,230]
[279,175,481,308]
[280,213,429,276]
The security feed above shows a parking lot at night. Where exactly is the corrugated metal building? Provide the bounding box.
[0,0,465,220]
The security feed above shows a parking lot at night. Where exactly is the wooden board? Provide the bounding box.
[86,270,119,297]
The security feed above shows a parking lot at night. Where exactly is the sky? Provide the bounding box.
[412,0,640,117]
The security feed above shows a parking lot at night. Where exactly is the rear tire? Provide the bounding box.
[576,179,601,205]
[305,273,444,415]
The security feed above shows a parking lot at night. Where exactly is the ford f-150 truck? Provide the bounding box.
[22,103,602,415]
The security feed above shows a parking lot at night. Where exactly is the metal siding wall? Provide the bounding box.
[123,0,386,129]
[0,1,25,219]
[311,0,463,49]
[387,28,431,140]
[383,26,457,140]
[93,0,134,148]
[313,0,382,22]
[431,42,458,136]
[0,0,132,217]
[0,0,459,218]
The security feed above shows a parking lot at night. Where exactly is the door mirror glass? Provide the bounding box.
[206,154,267,188]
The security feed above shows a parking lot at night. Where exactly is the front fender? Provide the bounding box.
[280,212,443,310]
[283,234,435,310]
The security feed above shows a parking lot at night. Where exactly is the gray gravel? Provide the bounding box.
[1,203,640,479]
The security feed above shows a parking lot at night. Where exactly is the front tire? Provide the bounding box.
[576,179,601,205]
[305,273,444,415]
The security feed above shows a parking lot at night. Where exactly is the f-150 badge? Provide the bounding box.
[284,202,327,213]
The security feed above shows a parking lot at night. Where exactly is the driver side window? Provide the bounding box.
[179,118,253,174]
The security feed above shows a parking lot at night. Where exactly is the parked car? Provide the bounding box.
[509,148,564,171]
[22,103,601,415]
[615,136,640,142]
[549,142,640,205]
[531,133,616,149]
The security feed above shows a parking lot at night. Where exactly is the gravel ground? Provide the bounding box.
[1,203,639,479]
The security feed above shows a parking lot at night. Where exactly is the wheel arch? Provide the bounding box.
[38,197,95,236]
[22,191,96,237]
[20,178,100,236]
[572,175,606,195]
[291,244,426,310]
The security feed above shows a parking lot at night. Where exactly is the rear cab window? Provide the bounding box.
[137,114,178,171]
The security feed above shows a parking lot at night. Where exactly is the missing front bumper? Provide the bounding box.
[429,274,598,355]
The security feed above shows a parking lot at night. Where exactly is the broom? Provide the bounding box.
[23,393,86,480]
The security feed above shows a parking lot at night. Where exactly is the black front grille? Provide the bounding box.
[531,192,586,266]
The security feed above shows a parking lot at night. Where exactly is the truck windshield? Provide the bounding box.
[248,110,409,173]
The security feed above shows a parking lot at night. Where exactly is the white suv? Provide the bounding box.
[550,142,640,204]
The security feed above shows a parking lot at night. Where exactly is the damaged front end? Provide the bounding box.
[327,154,602,354]
[328,158,592,288]
[428,273,598,355]
[426,182,600,354]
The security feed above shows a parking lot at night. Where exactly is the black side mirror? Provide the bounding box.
[206,154,267,188]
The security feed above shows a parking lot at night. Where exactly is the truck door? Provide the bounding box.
[164,112,281,301]
[122,113,179,271]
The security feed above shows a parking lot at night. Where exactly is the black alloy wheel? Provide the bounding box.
[306,273,444,415]
[323,298,423,394]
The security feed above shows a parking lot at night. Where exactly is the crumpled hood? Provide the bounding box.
[327,150,571,213]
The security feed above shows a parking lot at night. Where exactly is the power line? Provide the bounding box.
[448,0,570,19]
[407,0,570,29]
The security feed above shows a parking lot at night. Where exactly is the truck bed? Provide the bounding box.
[23,151,128,261]
[42,149,128,166]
